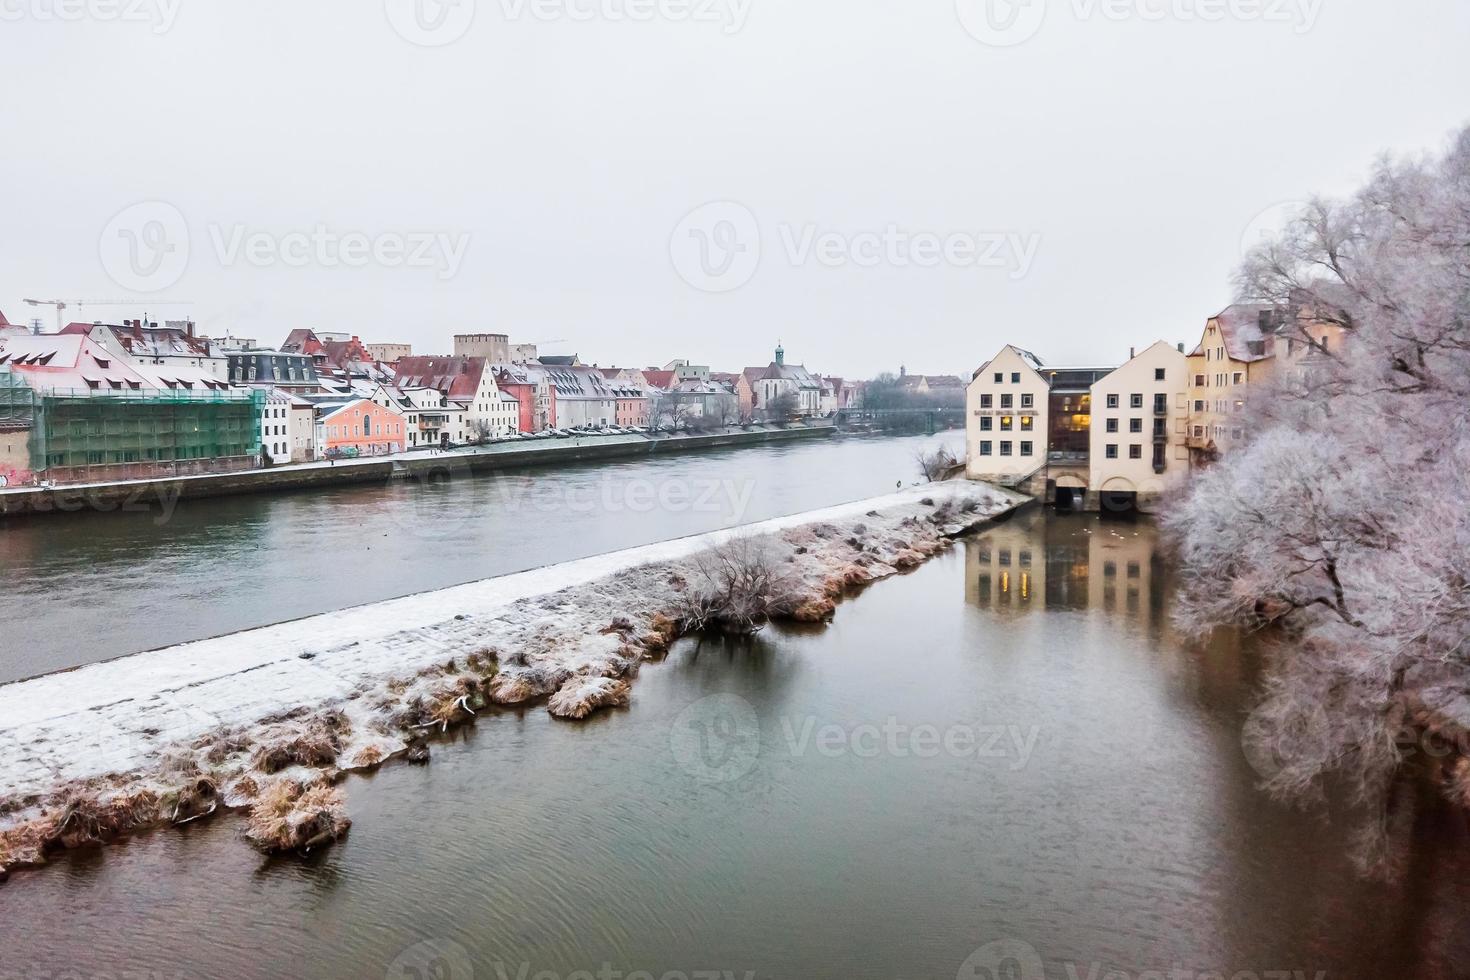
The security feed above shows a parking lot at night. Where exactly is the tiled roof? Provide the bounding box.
[1211,304,1275,362]
[393,356,491,401]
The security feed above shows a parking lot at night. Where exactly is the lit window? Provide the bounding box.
[1000,416,1013,431]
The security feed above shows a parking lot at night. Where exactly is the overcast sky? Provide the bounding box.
[2,0,1466,378]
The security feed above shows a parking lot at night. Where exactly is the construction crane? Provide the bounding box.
[23,298,191,333]
[23,299,67,332]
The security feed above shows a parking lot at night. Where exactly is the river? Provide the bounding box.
[2,503,1467,979]
[0,432,963,684]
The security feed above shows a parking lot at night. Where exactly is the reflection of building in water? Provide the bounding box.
[965,512,1165,624]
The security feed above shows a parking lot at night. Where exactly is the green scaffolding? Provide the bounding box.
[11,385,264,471]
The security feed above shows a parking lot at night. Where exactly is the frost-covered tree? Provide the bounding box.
[1167,125,1470,874]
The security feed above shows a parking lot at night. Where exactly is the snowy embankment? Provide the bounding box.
[0,480,1022,877]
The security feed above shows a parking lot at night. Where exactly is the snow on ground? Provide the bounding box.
[0,480,1022,873]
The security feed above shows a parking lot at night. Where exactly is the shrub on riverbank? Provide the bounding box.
[246,780,350,854]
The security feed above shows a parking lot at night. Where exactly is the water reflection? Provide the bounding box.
[966,507,1164,624]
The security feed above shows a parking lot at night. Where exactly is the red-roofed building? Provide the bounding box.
[393,356,519,437]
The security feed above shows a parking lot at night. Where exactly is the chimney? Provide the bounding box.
[1177,342,1185,353]
[1129,346,1136,359]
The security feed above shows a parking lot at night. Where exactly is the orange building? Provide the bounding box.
[318,398,406,457]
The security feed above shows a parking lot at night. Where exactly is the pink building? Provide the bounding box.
[318,398,406,457]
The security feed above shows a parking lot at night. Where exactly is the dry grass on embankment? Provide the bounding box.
[0,485,1016,883]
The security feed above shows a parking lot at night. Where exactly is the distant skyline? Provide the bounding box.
[3,0,1467,378]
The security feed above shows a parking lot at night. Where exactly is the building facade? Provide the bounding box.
[316,398,406,457]
[366,343,412,363]
[453,333,510,362]
[965,342,1190,512]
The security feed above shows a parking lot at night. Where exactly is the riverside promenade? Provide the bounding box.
[0,422,835,518]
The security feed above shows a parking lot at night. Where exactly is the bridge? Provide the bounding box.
[833,407,965,435]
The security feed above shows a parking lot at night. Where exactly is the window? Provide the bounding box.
[1233,372,1243,384]
[1194,374,1205,386]
[1011,372,1020,383]
[1106,418,1118,433]
[1129,418,1142,433]
[1154,393,1168,413]
[1000,416,1013,431]
[1000,394,1013,409]
[1130,393,1143,409]
[980,416,992,431]
[980,394,992,409]
[1020,441,1033,456]
[1154,368,1166,381]
[1106,394,1119,409]
[1129,444,1142,459]
[1105,444,1118,459]
[1193,399,1204,412]
[999,441,1012,456]
[994,372,1003,383]
[1020,417,1033,432]
[1020,393,1033,409]
[979,440,992,456]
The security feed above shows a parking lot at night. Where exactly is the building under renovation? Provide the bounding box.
[0,333,263,486]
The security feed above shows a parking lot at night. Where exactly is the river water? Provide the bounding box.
[0,432,964,684]
[3,504,1468,979]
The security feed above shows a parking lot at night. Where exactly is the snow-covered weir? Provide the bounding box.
[0,481,1023,877]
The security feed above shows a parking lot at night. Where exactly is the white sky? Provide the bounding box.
[1,0,1467,378]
